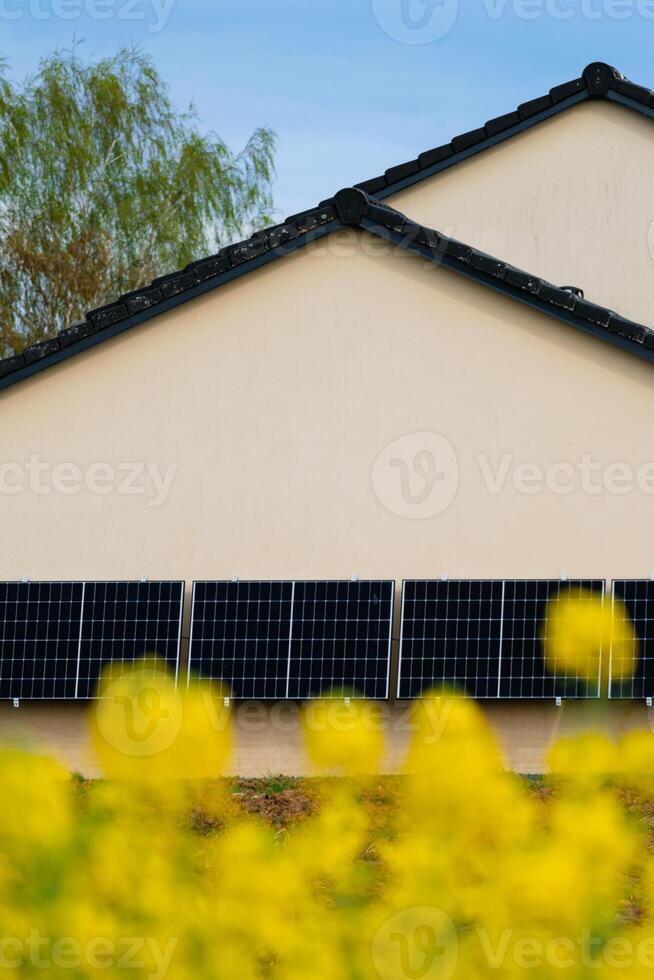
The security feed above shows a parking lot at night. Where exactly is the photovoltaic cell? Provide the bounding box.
[609,580,654,699]
[398,579,605,699]
[0,582,84,699]
[188,581,294,698]
[398,580,504,699]
[188,580,394,699]
[498,579,604,698]
[286,580,394,699]
[76,581,185,699]
[0,580,184,700]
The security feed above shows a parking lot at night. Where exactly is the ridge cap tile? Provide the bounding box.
[3,60,654,384]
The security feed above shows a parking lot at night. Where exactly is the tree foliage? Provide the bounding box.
[0,45,276,355]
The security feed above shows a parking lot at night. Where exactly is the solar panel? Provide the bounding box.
[286,580,394,699]
[188,581,294,698]
[188,580,394,699]
[397,580,504,699]
[609,580,654,699]
[76,581,185,698]
[498,580,604,699]
[0,580,184,700]
[398,579,605,699]
[0,582,84,699]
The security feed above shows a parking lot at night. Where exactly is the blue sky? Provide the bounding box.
[3,0,653,219]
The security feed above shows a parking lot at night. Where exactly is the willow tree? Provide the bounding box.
[0,46,276,355]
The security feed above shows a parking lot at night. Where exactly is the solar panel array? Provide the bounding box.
[188,580,394,699]
[609,580,654,699]
[398,579,605,699]
[0,581,184,700]
[3,574,651,702]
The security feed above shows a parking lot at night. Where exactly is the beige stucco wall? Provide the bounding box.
[0,700,649,778]
[1,226,653,773]
[389,100,654,327]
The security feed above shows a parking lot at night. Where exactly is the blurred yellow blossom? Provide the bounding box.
[0,655,653,977]
[542,588,637,684]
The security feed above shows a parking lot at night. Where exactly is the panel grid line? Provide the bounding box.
[609,579,654,700]
[398,579,605,700]
[188,580,394,700]
[0,580,184,700]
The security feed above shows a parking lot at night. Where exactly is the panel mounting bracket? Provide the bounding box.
[555,697,563,707]
[231,575,238,583]
[223,697,231,708]
[560,574,568,582]
[350,574,358,582]
[647,698,652,708]
[21,577,29,584]
[12,698,19,708]
[344,697,351,707]
[441,573,448,582]
[140,575,149,583]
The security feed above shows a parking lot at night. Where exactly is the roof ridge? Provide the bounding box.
[333,186,653,354]
[352,61,652,200]
[1,60,653,389]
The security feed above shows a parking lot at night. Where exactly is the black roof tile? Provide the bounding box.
[468,253,506,279]
[2,60,654,388]
[155,271,197,298]
[188,255,230,282]
[517,95,552,120]
[23,337,60,364]
[417,144,454,168]
[607,315,648,344]
[615,79,653,105]
[504,268,543,295]
[539,284,578,310]
[58,320,95,348]
[451,127,487,153]
[361,205,654,353]
[572,298,613,327]
[549,78,585,102]
[122,286,163,315]
[354,175,387,194]
[87,302,129,330]
[484,111,521,138]
[0,353,25,379]
[444,240,473,263]
[385,159,421,183]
